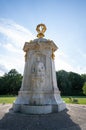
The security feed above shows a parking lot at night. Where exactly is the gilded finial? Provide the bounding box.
[36,24,47,38]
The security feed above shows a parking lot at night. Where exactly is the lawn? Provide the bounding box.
[62,96,86,104]
[0,96,86,104]
[0,95,16,104]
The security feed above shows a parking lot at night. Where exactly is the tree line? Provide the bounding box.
[56,70,86,96]
[0,69,22,95]
[0,69,86,96]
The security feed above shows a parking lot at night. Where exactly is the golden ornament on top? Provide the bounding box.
[36,24,47,38]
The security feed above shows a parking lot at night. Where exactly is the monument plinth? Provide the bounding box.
[13,24,66,114]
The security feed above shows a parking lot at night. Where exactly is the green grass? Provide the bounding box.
[0,96,16,104]
[62,96,86,104]
[0,96,86,104]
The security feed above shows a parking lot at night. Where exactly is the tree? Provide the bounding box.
[56,70,85,96]
[0,69,22,95]
[69,72,84,95]
[81,74,86,82]
[56,70,72,95]
[82,82,86,95]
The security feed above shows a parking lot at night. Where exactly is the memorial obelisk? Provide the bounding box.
[13,24,66,114]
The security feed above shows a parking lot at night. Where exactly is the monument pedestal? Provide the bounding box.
[13,104,66,114]
[13,25,66,114]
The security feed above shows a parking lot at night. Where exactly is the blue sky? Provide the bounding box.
[0,0,86,75]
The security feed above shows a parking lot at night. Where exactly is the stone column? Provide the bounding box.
[13,24,66,114]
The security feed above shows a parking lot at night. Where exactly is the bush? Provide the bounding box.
[82,82,86,95]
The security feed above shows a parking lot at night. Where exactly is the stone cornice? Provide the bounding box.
[23,38,58,52]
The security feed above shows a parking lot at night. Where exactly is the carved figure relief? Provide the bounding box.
[31,54,46,91]
[32,55,45,75]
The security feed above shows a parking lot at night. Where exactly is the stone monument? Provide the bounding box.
[13,24,66,114]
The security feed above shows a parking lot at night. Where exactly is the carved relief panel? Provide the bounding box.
[31,52,46,91]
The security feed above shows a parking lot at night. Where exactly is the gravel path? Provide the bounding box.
[0,104,86,130]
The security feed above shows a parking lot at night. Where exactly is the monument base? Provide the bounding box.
[13,102,66,114]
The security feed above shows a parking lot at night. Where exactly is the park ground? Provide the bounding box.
[0,96,86,130]
[0,103,86,130]
[0,95,86,104]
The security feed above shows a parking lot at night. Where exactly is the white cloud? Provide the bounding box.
[0,18,34,75]
[3,43,21,53]
[0,18,34,49]
[0,64,8,75]
[55,51,74,72]
[0,52,24,75]
[55,50,86,74]
[77,49,86,59]
[0,18,85,76]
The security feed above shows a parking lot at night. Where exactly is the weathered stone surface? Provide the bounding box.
[13,37,66,114]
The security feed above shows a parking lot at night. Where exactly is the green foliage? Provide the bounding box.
[81,74,86,82]
[82,82,86,95]
[56,70,72,95]
[68,72,84,95]
[56,70,85,96]
[0,69,22,95]
[0,68,86,96]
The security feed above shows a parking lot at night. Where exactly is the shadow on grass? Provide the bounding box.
[0,104,81,130]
